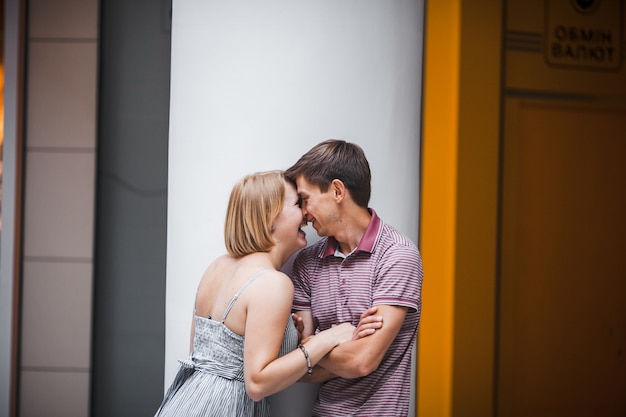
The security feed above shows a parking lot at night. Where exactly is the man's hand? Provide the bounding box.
[291,313,305,342]
[353,306,383,340]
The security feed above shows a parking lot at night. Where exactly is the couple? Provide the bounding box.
[154,140,424,417]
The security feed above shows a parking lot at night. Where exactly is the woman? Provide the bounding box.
[154,171,380,416]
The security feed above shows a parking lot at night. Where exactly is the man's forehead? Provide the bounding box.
[295,177,318,194]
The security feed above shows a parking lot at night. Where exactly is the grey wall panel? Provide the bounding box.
[91,0,171,415]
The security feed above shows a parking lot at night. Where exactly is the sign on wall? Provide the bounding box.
[545,0,623,70]
[505,0,626,94]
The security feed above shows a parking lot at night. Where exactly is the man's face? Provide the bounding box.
[295,176,338,237]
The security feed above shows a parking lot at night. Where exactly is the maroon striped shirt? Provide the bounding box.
[291,209,423,417]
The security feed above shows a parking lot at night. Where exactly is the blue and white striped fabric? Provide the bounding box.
[154,270,299,416]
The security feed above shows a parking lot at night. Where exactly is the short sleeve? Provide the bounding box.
[372,244,423,313]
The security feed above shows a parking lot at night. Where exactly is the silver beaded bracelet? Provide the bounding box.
[298,343,313,375]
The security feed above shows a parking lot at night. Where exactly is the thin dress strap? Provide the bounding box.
[220,269,273,323]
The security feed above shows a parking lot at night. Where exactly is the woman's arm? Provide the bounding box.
[242,272,355,401]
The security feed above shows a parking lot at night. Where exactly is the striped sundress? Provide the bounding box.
[154,269,299,416]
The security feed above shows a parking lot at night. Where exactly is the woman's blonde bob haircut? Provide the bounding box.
[224,170,285,257]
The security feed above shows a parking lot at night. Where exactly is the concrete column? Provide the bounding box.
[167,1,424,415]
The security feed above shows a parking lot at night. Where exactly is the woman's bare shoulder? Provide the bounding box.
[248,269,294,301]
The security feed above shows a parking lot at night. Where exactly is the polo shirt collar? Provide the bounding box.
[320,208,381,258]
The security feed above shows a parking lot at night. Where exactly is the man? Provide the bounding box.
[285,139,423,417]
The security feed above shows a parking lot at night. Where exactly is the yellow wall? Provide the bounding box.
[417,1,459,416]
[418,0,502,415]
[418,0,626,415]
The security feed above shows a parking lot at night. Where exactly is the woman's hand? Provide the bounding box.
[353,306,383,340]
[293,306,383,347]
[326,322,358,345]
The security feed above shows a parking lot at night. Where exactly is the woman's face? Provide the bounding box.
[272,181,307,251]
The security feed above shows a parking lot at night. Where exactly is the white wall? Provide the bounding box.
[167,1,423,414]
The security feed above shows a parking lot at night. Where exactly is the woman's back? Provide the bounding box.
[154,260,298,417]
[194,254,282,336]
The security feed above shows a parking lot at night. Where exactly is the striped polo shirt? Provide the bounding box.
[291,209,423,417]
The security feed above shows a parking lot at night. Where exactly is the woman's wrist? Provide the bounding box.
[298,343,313,375]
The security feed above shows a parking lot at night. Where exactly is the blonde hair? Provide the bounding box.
[224,170,285,257]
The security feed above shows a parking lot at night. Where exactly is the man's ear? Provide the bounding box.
[331,179,347,202]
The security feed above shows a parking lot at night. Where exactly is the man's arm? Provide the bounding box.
[317,304,407,379]
[293,307,385,383]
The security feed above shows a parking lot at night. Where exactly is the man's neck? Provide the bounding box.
[334,207,372,255]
